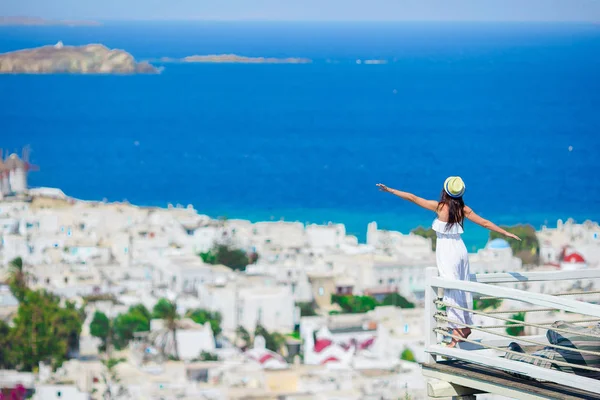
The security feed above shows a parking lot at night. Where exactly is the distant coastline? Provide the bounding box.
[0,16,102,27]
[159,54,312,64]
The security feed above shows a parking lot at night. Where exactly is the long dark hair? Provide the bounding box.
[437,190,465,231]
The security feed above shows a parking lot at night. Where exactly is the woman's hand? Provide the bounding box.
[505,232,521,241]
[376,183,390,192]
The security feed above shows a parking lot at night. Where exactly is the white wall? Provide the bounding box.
[176,326,216,360]
[238,286,295,333]
[33,385,88,400]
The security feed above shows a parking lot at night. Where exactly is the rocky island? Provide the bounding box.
[0,43,159,74]
[161,54,312,64]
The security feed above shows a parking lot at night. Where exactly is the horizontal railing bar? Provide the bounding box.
[470,269,600,284]
[427,344,600,395]
[479,290,600,300]
[431,277,600,318]
[434,316,600,357]
[436,300,600,338]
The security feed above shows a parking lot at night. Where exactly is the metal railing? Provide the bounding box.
[423,267,600,396]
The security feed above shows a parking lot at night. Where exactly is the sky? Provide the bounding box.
[2,0,600,22]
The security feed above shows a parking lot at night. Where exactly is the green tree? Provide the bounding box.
[296,302,318,317]
[113,309,150,350]
[381,293,415,309]
[199,351,218,361]
[506,312,526,337]
[331,294,379,314]
[0,263,83,371]
[128,304,151,321]
[0,320,15,369]
[152,298,180,360]
[254,324,286,354]
[90,311,112,352]
[236,326,252,349]
[186,309,222,337]
[411,227,437,251]
[55,300,83,356]
[8,257,27,302]
[490,225,539,264]
[199,244,258,271]
[9,289,82,371]
[400,348,416,362]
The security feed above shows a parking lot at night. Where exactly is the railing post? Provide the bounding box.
[425,267,439,364]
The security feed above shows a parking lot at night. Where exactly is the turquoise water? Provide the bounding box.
[1,22,599,248]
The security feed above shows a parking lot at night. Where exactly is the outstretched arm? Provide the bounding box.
[464,206,521,241]
[376,183,438,211]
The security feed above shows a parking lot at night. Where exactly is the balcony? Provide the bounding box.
[423,267,600,399]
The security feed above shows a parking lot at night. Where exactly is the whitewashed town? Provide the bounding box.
[1,151,600,400]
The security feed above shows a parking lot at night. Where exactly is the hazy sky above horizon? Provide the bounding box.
[2,0,600,22]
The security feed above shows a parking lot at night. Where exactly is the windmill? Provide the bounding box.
[3,146,39,195]
[0,148,10,197]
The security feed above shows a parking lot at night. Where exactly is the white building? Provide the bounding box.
[150,318,216,361]
[151,254,232,294]
[198,275,295,334]
[33,385,88,400]
[469,238,523,275]
[2,234,29,265]
[367,221,433,259]
[538,219,600,268]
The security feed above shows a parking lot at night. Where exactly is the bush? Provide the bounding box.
[381,293,415,309]
[296,302,318,317]
[200,244,258,271]
[331,294,379,314]
[331,293,415,314]
[400,348,416,362]
[199,351,218,361]
[255,324,286,353]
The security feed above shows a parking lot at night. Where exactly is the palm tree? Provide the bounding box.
[8,257,26,301]
[152,298,179,360]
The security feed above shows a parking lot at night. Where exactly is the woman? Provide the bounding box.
[376,177,520,347]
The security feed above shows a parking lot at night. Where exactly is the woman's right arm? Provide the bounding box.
[464,205,521,241]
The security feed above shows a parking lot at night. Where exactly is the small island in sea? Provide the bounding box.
[0,16,102,26]
[0,42,159,74]
[160,54,312,64]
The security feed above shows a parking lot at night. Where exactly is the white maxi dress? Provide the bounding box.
[432,219,473,329]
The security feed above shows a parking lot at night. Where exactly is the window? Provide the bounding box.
[318,287,324,296]
[56,391,62,398]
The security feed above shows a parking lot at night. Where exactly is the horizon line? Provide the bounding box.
[2,16,599,24]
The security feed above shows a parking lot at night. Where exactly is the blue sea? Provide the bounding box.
[1,22,600,249]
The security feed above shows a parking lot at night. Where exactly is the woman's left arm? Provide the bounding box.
[376,183,438,211]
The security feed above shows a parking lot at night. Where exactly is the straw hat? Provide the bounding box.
[444,176,466,198]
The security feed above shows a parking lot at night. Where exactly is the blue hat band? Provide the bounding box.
[445,181,465,198]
